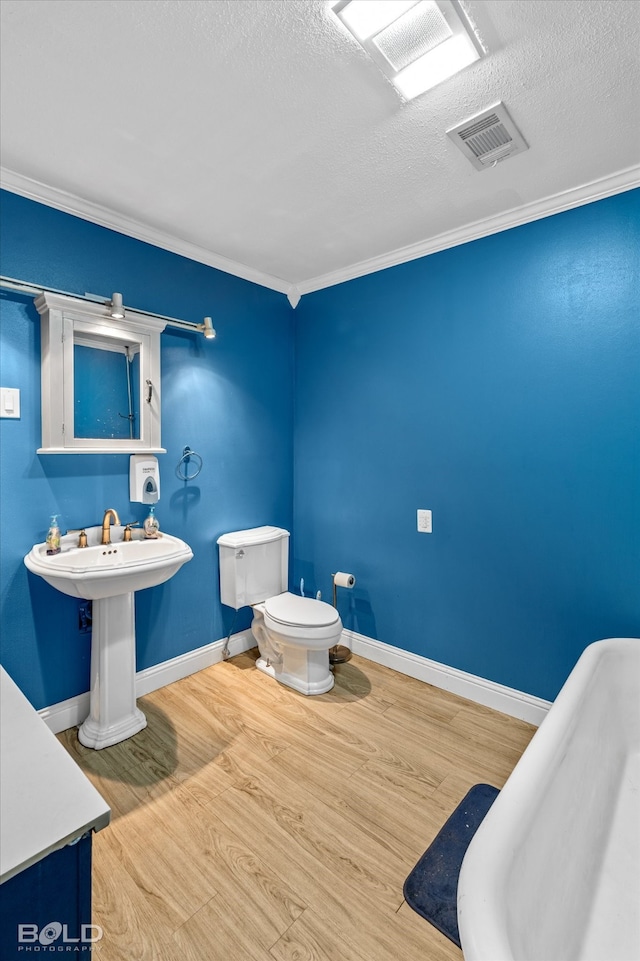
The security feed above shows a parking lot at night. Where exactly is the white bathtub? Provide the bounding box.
[457,637,640,961]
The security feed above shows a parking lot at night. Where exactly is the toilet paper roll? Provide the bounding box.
[333,571,356,589]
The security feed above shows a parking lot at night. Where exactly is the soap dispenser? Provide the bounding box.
[129,455,160,504]
[143,506,160,539]
[46,514,61,555]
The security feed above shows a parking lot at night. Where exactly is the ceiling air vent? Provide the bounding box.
[447,102,528,171]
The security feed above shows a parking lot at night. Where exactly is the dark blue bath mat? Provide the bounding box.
[403,783,499,947]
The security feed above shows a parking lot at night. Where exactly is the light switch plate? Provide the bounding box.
[0,387,20,418]
[417,509,432,533]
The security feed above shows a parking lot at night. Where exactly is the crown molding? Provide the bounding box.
[286,285,301,309]
[0,167,291,297]
[293,164,640,299]
[3,163,638,310]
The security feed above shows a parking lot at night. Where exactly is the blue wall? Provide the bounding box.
[0,190,294,710]
[1,188,638,710]
[293,189,640,701]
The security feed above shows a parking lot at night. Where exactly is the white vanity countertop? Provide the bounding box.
[0,666,111,884]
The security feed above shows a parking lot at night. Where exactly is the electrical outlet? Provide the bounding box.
[417,509,432,533]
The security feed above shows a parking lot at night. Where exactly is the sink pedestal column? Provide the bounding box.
[78,592,147,750]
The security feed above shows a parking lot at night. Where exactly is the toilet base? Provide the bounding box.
[256,652,335,696]
[250,605,337,696]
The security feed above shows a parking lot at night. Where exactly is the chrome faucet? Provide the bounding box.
[101,508,121,545]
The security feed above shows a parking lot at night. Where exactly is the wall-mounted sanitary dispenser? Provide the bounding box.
[130,454,160,504]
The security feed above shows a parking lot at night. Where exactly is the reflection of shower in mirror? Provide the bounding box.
[74,339,141,441]
[118,346,137,440]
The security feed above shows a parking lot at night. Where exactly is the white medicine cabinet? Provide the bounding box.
[35,292,166,454]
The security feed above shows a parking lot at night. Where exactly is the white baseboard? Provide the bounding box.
[343,629,551,726]
[38,629,255,734]
[38,626,550,734]
[134,629,254,697]
[38,691,91,735]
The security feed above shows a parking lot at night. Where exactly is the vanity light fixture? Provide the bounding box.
[110,292,125,319]
[0,275,217,342]
[330,0,484,100]
[164,315,217,340]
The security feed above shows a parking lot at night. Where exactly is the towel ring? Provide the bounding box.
[176,446,203,481]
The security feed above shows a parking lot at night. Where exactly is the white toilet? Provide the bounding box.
[217,526,342,695]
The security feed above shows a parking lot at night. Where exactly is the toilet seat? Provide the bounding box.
[264,592,339,629]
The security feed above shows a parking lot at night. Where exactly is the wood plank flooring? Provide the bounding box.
[58,649,536,961]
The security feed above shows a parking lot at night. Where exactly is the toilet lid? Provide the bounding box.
[264,592,340,628]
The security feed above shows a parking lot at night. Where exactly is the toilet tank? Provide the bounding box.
[217,526,289,609]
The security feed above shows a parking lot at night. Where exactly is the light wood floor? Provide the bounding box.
[58,649,536,961]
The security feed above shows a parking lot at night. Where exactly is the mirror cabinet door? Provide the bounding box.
[35,292,166,454]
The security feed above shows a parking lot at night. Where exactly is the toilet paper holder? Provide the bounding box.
[330,571,356,665]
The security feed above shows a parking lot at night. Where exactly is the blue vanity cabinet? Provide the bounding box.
[0,668,110,960]
[0,835,93,958]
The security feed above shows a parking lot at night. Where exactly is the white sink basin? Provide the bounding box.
[24,524,193,750]
[24,526,193,599]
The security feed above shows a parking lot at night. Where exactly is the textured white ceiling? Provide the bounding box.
[1,0,639,300]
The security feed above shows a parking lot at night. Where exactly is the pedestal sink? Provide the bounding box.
[24,525,193,749]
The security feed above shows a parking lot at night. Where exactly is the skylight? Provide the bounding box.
[331,0,484,100]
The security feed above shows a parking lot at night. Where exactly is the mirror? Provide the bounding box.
[35,292,166,453]
[74,334,141,440]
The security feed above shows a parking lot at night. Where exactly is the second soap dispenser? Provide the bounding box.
[143,506,160,539]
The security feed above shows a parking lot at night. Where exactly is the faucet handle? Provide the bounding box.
[123,522,140,542]
[67,528,88,548]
